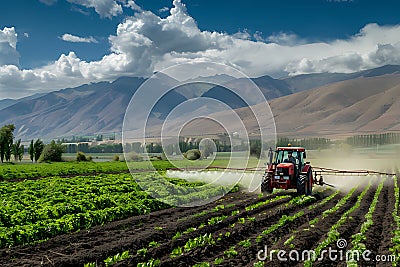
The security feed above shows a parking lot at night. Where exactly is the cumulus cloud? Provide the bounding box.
[66,0,123,18]
[60,33,98,43]
[0,27,19,66]
[2,1,400,98]
[267,32,305,46]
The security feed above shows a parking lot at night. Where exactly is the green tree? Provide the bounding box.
[33,139,44,162]
[0,124,15,163]
[12,139,24,162]
[38,140,65,162]
[28,140,34,162]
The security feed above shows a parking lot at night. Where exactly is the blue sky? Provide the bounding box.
[1,0,400,99]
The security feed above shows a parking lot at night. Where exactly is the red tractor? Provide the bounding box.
[261,146,314,195]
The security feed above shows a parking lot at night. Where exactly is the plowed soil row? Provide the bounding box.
[0,190,296,267]
[3,178,398,267]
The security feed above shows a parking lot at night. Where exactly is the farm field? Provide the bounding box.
[0,161,399,266]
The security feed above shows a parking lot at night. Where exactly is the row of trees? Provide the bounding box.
[28,139,44,162]
[0,124,66,164]
[0,125,24,163]
[346,133,400,147]
[276,137,332,150]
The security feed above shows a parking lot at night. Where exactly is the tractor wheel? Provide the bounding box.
[261,174,273,193]
[297,174,306,195]
[305,171,313,196]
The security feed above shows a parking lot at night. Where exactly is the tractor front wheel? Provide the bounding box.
[261,174,273,193]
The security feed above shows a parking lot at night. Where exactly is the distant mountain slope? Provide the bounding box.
[282,65,400,93]
[0,76,187,140]
[201,75,292,108]
[0,93,46,111]
[266,73,400,137]
[2,65,400,140]
[142,73,400,139]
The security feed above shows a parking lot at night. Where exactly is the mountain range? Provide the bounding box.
[1,65,400,140]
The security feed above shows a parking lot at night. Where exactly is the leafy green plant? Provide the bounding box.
[208,215,228,225]
[224,246,238,258]
[148,241,159,248]
[137,258,160,267]
[214,257,224,264]
[170,247,183,258]
[183,227,196,234]
[172,231,182,239]
[137,248,147,257]
[247,216,256,223]
[104,250,130,266]
[231,210,240,216]
[245,195,291,211]
[192,263,210,267]
[238,239,251,248]
[238,217,246,224]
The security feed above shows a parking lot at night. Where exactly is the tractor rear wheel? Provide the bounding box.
[297,174,306,195]
[305,171,313,196]
[261,174,273,193]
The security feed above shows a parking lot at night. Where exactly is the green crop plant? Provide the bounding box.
[224,246,238,258]
[137,258,161,267]
[137,248,147,257]
[208,215,228,225]
[214,257,224,264]
[104,250,130,266]
[238,239,251,248]
[231,210,240,216]
[245,195,291,211]
[148,241,159,248]
[192,263,210,267]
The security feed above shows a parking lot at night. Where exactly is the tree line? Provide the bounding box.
[346,133,400,147]
[276,137,331,150]
[0,125,24,163]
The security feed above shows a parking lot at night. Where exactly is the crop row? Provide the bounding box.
[0,161,130,180]
[391,173,400,266]
[0,172,233,248]
[84,192,295,266]
[282,187,353,248]
[304,181,372,266]
[186,194,324,266]
[201,190,338,266]
[347,179,384,266]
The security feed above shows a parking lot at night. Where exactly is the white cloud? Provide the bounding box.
[267,32,305,46]
[60,33,98,43]
[125,0,142,12]
[158,6,170,13]
[66,0,123,18]
[232,30,251,40]
[0,27,19,67]
[2,1,400,99]
[39,0,57,5]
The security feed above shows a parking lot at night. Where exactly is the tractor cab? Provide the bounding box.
[275,148,305,179]
[262,146,313,195]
